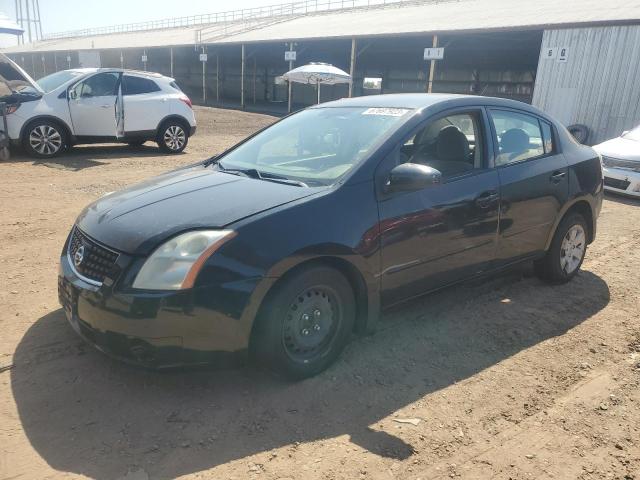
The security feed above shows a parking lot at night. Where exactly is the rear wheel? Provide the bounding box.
[251,266,355,380]
[535,213,588,284]
[22,120,66,158]
[157,120,188,154]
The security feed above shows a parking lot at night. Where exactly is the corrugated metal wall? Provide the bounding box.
[533,25,640,145]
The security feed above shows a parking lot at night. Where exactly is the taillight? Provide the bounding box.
[4,104,19,115]
[179,96,192,109]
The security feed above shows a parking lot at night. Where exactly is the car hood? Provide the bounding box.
[76,165,326,255]
[593,137,640,161]
[0,52,43,98]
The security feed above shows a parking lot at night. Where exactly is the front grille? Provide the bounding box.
[604,176,631,190]
[68,227,119,284]
[602,156,640,172]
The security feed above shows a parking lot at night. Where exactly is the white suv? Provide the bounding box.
[0,53,196,158]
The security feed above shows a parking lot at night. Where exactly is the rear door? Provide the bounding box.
[488,108,569,262]
[377,107,501,305]
[121,74,164,135]
[68,72,121,137]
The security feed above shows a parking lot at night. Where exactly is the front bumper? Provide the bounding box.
[58,250,266,369]
[602,167,640,198]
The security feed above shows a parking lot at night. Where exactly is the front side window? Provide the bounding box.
[73,72,119,98]
[490,110,545,166]
[122,75,160,95]
[393,111,484,178]
[219,107,412,185]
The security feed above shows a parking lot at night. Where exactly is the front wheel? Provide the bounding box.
[251,266,355,380]
[157,121,189,154]
[535,213,588,284]
[22,120,67,158]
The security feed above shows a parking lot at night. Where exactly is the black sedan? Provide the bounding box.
[58,94,603,379]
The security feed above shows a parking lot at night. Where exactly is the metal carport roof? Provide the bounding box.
[3,0,640,53]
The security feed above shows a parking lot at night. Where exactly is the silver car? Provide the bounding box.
[593,125,640,198]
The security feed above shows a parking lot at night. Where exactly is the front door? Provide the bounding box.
[378,108,500,305]
[487,108,569,263]
[69,72,121,137]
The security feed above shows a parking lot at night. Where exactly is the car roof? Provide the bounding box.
[317,93,550,119]
[66,67,167,79]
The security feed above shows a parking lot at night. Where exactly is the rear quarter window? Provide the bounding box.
[122,76,161,95]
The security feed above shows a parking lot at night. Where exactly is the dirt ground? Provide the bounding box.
[1,105,639,480]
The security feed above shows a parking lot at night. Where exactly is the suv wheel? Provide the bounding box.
[23,120,66,158]
[535,213,588,284]
[251,266,355,380]
[157,121,188,154]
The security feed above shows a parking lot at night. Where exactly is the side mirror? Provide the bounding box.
[386,163,442,193]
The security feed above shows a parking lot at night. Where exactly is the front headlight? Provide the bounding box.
[133,230,236,290]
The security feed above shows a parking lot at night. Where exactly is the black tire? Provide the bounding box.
[535,213,588,284]
[22,120,67,158]
[127,140,146,147]
[567,124,590,144]
[156,120,189,154]
[251,266,356,380]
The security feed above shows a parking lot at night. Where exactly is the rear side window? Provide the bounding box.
[122,75,160,95]
[489,110,546,166]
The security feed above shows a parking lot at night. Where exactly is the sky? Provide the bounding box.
[0,0,274,44]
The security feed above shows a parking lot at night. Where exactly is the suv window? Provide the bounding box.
[394,112,484,178]
[122,75,160,95]
[490,110,547,166]
[75,72,119,98]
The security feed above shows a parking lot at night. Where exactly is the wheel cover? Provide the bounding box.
[282,286,341,363]
[29,125,62,155]
[163,125,186,151]
[560,224,586,274]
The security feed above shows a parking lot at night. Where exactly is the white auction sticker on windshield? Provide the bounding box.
[362,108,410,117]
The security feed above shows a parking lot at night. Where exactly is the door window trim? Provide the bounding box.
[375,106,495,200]
[487,107,560,168]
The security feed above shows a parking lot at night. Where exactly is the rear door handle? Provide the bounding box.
[550,171,566,183]
[476,190,499,208]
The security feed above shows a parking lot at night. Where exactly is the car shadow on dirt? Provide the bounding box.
[11,268,609,479]
[6,144,174,171]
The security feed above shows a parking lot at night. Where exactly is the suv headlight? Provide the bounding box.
[133,230,236,290]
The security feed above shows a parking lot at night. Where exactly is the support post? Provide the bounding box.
[287,41,294,113]
[240,44,245,109]
[120,51,124,68]
[142,49,147,71]
[253,56,256,104]
[170,47,173,78]
[201,46,206,104]
[53,53,57,72]
[25,0,32,43]
[317,82,321,104]
[349,37,356,98]
[427,34,438,93]
[216,53,220,103]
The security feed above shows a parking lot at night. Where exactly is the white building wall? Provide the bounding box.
[533,25,640,145]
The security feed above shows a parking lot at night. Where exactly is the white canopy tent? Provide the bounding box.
[282,62,351,104]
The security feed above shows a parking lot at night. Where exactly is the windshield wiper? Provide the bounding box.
[248,169,308,187]
[206,160,309,187]
[203,155,222,167]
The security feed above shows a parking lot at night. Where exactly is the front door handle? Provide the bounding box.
[550,171,566,183]
[476,190,499,209]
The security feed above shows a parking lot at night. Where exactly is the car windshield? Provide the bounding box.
[622,125,640,142]
[218,106,412,185]
[35,70,84,93]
